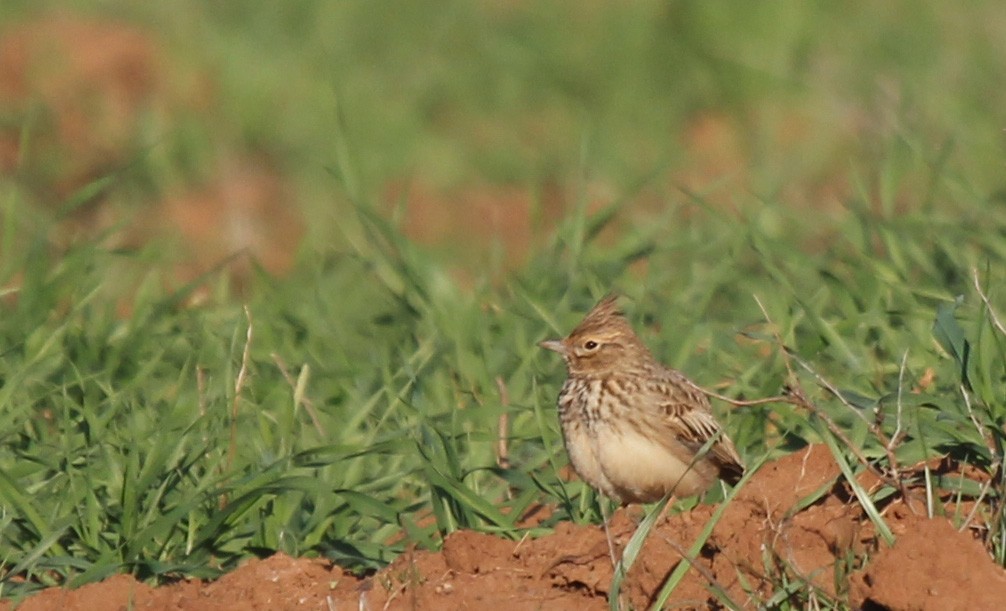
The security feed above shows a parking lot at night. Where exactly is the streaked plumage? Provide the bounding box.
[540,294,744,504]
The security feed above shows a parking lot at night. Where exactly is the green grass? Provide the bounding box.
[2,2,1006,608]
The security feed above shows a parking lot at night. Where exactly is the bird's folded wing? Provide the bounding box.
[658,399,746,480]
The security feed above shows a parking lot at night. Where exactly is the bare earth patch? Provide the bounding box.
[5,444,1004,610]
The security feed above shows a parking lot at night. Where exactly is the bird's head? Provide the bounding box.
[539,295,651,376]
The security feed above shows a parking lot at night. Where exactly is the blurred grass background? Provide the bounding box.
[4,1,1004,270]
[2,0,1006,605]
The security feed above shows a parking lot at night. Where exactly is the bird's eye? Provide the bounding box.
[583,340,599,350]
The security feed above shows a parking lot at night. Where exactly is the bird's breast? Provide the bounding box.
[594,421,715,502]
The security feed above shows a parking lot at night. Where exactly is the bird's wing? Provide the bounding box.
[648,371,746,481]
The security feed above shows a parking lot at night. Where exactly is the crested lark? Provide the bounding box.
[540,295,744,506]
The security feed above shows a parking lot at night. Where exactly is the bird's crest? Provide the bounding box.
[570,294,631,338]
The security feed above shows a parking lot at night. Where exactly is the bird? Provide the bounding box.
[539,294,744,509]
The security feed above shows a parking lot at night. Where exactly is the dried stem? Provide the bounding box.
[495,376,512,500]
[700,389,791,407]
[966,268,1006,542]
[889,350,908,451]
[272,352,327,438]
[223,305,253,508]
[973,267,1006,338]
[197,365,207,419]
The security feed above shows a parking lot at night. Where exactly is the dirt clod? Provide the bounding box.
[853,516,1006,611]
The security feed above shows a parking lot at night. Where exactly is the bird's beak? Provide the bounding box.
[538,339,565,354]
